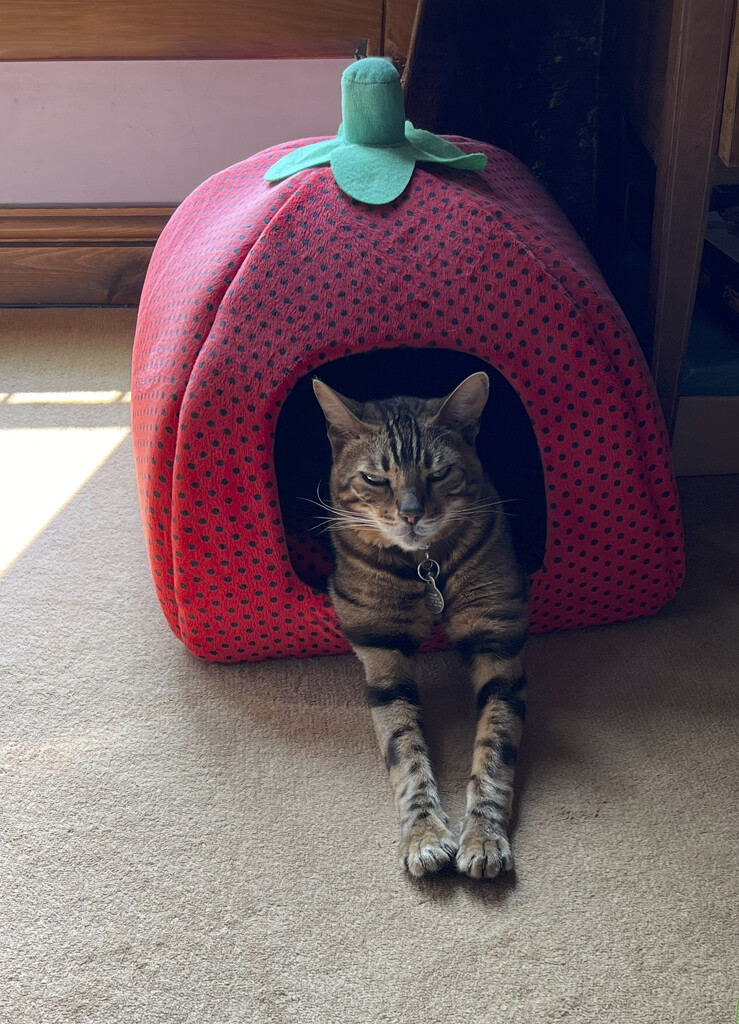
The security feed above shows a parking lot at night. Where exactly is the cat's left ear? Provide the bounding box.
[434,371,489,442]
[313,379,370,450]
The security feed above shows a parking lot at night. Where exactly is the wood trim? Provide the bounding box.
[719,2,739,165]
[0,205,175,306]
[0,0,382,61]
[0,206,176,244]
[383,0,426,83]
[0,247,154,305]
[649,0,735,437]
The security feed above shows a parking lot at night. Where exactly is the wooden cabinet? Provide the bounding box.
[649,0,736,436]
[719,4,739,165]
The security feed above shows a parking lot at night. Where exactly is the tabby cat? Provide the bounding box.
[313,371,529,880]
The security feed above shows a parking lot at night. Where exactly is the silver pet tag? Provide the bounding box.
[418,556,445,615]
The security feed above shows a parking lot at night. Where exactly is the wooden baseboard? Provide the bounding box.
[672,394,739,474]
[0,206,175,306]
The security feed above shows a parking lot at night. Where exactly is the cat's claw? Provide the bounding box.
[456,826,514,880]
[400,819,458,878]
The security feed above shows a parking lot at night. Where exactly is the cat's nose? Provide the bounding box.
[398,493,424,523]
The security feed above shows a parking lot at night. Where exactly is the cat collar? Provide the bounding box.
[417,547,444,615]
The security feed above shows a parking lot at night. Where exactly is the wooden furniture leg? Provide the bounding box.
[650,0,735,435]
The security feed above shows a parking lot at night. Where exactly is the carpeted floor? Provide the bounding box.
[1,309,737,1024]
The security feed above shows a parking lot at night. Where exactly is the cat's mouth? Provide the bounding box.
[391,520,439,552]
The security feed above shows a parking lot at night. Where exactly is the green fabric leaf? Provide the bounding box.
[264,139,340,183]
[330,144,415,205]
[405,126,488,169]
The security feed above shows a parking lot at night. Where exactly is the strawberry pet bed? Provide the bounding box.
[132,59,685,662]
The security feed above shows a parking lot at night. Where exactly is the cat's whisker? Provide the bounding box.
[299,496,359,520]
[299,487,382,531]
[298,492,342,515]
[446,507,518,521]
[450,502,517,514]
[465,497,520,511]
[312,515,377,531]
[310,509,373,523]
[448,496,520,518]
[327,523,377,534]
[302,502,379,535]
[311,520,347,535]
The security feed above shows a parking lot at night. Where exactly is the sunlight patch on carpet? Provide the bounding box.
[0,426,130,575]
[5,391,131,404]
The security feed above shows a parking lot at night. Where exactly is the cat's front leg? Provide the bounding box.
[353,644,458,877]
[454,639,527,880]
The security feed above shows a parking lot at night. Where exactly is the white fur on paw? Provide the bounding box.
[456,825,513,880]
[400,817,458,878]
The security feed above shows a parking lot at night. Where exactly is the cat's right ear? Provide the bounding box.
[434,371,490,443]
[313,379,369,450]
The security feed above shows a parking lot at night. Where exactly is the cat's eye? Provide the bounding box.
[361,472,388,486]
[428,466,451,483]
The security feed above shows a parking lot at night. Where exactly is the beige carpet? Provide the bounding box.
[1,309,737,1024]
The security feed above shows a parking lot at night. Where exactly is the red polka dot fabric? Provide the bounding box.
[131,136,685,662]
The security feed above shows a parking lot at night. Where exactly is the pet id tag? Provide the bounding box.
[418,554,445,615]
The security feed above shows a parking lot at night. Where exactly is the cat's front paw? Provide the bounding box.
[456,820,514,880]
[400,815,458,878]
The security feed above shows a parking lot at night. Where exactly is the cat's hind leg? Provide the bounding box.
[353,644,458,878]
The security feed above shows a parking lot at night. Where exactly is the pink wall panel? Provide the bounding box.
[1,59,350,204]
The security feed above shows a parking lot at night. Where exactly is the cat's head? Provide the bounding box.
[313,372,490,553]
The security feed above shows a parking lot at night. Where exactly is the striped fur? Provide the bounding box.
[313,372,529,879]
